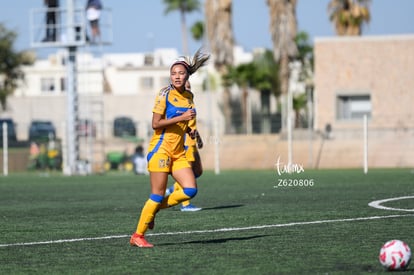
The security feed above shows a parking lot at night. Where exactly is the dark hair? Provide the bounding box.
[170,48,210,76]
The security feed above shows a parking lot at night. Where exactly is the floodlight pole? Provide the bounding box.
[30,0,112,175]
[65,46,79,175]
[63,0,80,175]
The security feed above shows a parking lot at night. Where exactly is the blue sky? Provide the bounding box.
[0,0,413,56]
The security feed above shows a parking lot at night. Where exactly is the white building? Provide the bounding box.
[4,47,258,144]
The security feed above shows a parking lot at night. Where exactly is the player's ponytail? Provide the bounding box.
[170,48,210,76]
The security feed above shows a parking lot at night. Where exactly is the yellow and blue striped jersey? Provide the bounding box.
[148,85,195,159]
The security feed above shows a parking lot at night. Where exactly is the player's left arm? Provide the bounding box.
[195,130,203,149]
[187,128,203,149]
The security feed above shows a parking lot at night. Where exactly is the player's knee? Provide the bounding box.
[183,187,197,198]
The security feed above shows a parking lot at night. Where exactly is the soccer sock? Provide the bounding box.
[173,182,191,207]
[135,194,163,235]
[160,187,197,209]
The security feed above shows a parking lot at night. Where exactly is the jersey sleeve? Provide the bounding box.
[152,90,167,115]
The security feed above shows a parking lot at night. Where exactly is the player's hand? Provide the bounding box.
[195,130,203,149]
[187,128,196,139]
[187,129,203,148]
[181,109,196,121]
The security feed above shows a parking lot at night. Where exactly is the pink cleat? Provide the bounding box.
[129,233,153,248]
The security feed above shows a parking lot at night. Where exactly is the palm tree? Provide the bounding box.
[266,0,298,130]
[292,93,307,128]
[0,23,34,110]
[205,0,234,74]
[163,0,201,55]
[223,50,281,133]
[222,62,255,133]
[294,31,314,129]
[190,21,204,42]
[328,0,371,35]
[295,31,313,77]
[251,50,281,133]
[205,0,235,133]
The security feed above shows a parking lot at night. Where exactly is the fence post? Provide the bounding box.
[363,115,368,174]
[2,122,8,176]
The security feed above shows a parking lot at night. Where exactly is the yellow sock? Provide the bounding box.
[160,189,191,209]
[173,182,191,207]
[135,199,160,235]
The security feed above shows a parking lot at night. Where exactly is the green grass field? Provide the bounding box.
[1,169,413,274]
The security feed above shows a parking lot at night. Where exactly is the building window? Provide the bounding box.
[41,78,55,93]
[140,77,154,89]
[60,77,66,92]
[336,94,371,120]
[144,54,154,66]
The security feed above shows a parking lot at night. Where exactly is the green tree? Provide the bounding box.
[328,0,371,35]
[163,0,201,55]
[292,93,307,128]
[190,21,204,42]
[223,30,314,132]
[222,62,255,133]
[0,23,34,110]
[295,31,313,75]
[251,50,281,133]
[223,50,280,133]
[251,50,281,98]
[292,31,314,129]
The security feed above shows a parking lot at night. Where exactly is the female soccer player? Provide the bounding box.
[130,49,209,248]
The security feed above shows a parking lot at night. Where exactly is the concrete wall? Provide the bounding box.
[3,129,412,172]
[199,130,414,171]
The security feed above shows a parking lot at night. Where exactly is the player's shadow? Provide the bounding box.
[200,204,244,211]
[159,235,267,247]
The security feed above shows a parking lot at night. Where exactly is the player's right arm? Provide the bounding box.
[152,111,195,130]
[151,88,195,130]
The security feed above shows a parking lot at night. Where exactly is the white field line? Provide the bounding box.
[368,196,414,212]
[1,213,413,248]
